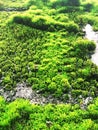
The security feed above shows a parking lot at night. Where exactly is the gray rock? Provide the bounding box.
[0,82,63,105]
[80,97,93,109]
[0,82,93,107]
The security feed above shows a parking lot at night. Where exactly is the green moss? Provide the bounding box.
[0,97,98,130]
[1,0,98,129]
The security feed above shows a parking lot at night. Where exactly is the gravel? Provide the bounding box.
[0,82,93,108]
[0,82,63,104]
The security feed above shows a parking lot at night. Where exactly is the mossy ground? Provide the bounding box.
[0,0,98,129]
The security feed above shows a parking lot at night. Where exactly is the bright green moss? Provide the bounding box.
[0,0,98,129]
[0,97,98,130]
